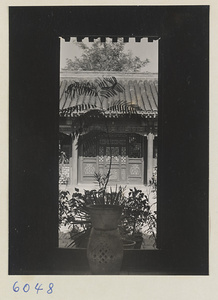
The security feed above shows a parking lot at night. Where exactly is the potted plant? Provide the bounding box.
[86,186,125,274]
[59,76,144,274]
[58,188,93,248]
[120,187,150,249]
[58,184,126,274]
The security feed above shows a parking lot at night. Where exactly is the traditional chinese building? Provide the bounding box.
[59,71,158,189]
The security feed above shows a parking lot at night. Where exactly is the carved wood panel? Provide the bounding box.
[80,134,144,184]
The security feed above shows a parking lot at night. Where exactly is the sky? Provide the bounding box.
[60,37,158,73]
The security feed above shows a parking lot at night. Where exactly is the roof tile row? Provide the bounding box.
[59,73,158,117]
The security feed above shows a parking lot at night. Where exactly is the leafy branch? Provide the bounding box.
[60,76,144,199]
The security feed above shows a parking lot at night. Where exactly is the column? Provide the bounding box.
[71,137,78,186]
[147,133,154,184]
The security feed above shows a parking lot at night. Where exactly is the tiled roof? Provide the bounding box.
[59,71,158,118]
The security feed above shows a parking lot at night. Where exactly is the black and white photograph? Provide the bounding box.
[58,38,158,272]
[8,5,209,279]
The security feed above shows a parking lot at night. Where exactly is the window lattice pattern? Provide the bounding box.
[98,146,104,162]
[83,144,97,157]
[84,163,95,175]
[121,147,126,164]
[106,147,119,162]
[129,135,142,158]
[100,138,126,145]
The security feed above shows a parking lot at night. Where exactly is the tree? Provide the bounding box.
[64,39,149,72]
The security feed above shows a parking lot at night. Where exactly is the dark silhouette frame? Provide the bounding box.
[9,6,209,275]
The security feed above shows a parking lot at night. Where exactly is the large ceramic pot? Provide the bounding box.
[87,205,123,275]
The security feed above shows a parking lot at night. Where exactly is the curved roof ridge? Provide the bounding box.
[60,70,158,81]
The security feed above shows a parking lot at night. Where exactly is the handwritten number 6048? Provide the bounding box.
[13,281,54,294]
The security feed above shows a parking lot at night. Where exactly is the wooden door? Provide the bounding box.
[80,134,144,185]
[98,144,127,184]
[127,135,144,184]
